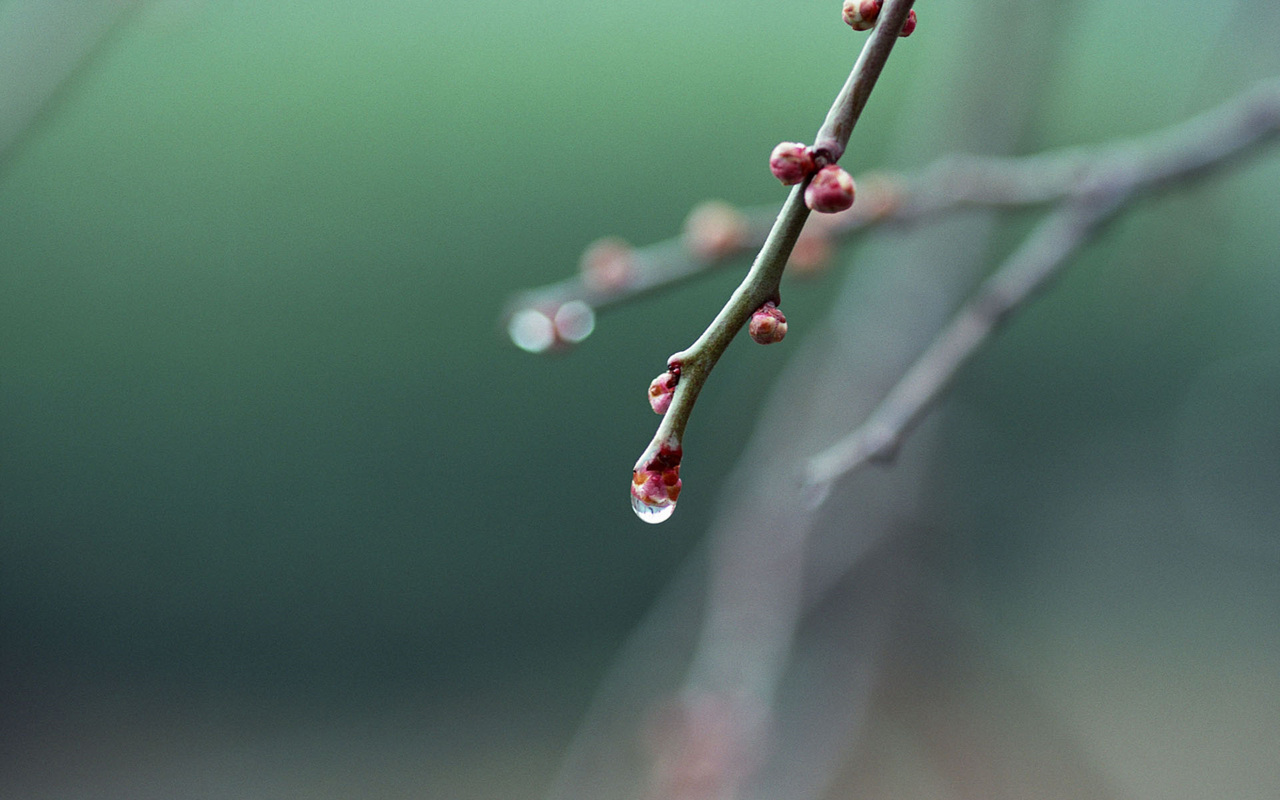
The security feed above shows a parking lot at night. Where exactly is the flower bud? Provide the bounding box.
[580,236,635,292]
[842,0,880,31]
[769,142,816,186]
[648,369,679,415]
[899,9,917,36]
[804,164,856,213]
[684,200,750,260]
[748,302,788,345]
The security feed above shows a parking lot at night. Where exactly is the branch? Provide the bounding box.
[803,76,1280,496]
[503,78,1280,350]
[628,0,917,523]
[803,197,1120,498]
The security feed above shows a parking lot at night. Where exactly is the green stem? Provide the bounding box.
[633,0,917,486]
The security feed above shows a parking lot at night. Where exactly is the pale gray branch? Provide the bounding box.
[804,77,1280,496]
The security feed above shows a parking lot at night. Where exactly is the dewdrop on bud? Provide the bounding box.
[748,302,787,345]
[684,201,750,260]
[648,368,679,415]
[631,442,682,523]
[842,0,880,31]
[899,9,917,36]
[805,165,856,213]
[769,142,816,186]
[580,236,636,292]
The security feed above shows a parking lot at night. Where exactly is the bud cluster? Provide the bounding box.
[769,142,857,214]
[841,0,880,30]
[841,0,917,36]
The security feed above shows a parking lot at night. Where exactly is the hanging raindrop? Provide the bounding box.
[630,461,681,524]
[631,491,677,524]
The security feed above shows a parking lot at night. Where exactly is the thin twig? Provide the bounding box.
[630,0,916,504]
[803,77,1280,495]
[804,195,1122,495]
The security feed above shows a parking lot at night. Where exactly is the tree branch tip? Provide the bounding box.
[868,444,900,466]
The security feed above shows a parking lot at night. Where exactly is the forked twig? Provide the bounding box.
[805,76,1280,495]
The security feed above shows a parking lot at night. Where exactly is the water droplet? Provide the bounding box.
[554,300,595,343]
[508,308,555,353]
[631,492,676,524]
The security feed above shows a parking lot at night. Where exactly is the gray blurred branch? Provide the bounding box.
[805,75,1280,494]
[0,0,143,170]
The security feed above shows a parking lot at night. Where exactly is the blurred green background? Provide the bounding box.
[2,0,1278,797]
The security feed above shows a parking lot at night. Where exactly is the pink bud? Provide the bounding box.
[804,165,856,213]
[684,200,750,260]
[842,0,880,31]
[748,302,788,345]
[648,369,679,415]
[580,236,635,292]
[899,9,917,36]
[769,142,816,186]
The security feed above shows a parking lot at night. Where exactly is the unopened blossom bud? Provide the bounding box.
[748,302,787,345]
[631,442,682,524]
[804,164,856,213]
[580,236,636,292]
[842,0,880,31]
[684,200,750,260]
[648,369,679,415]
[769,142,816,186]
[899,9,917,36]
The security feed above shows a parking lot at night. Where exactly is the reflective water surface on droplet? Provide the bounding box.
[631,493,676,524]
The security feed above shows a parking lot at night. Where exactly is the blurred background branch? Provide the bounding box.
[546,3,1280,799]
[808,75,1280,494]
[0,0,143,171]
